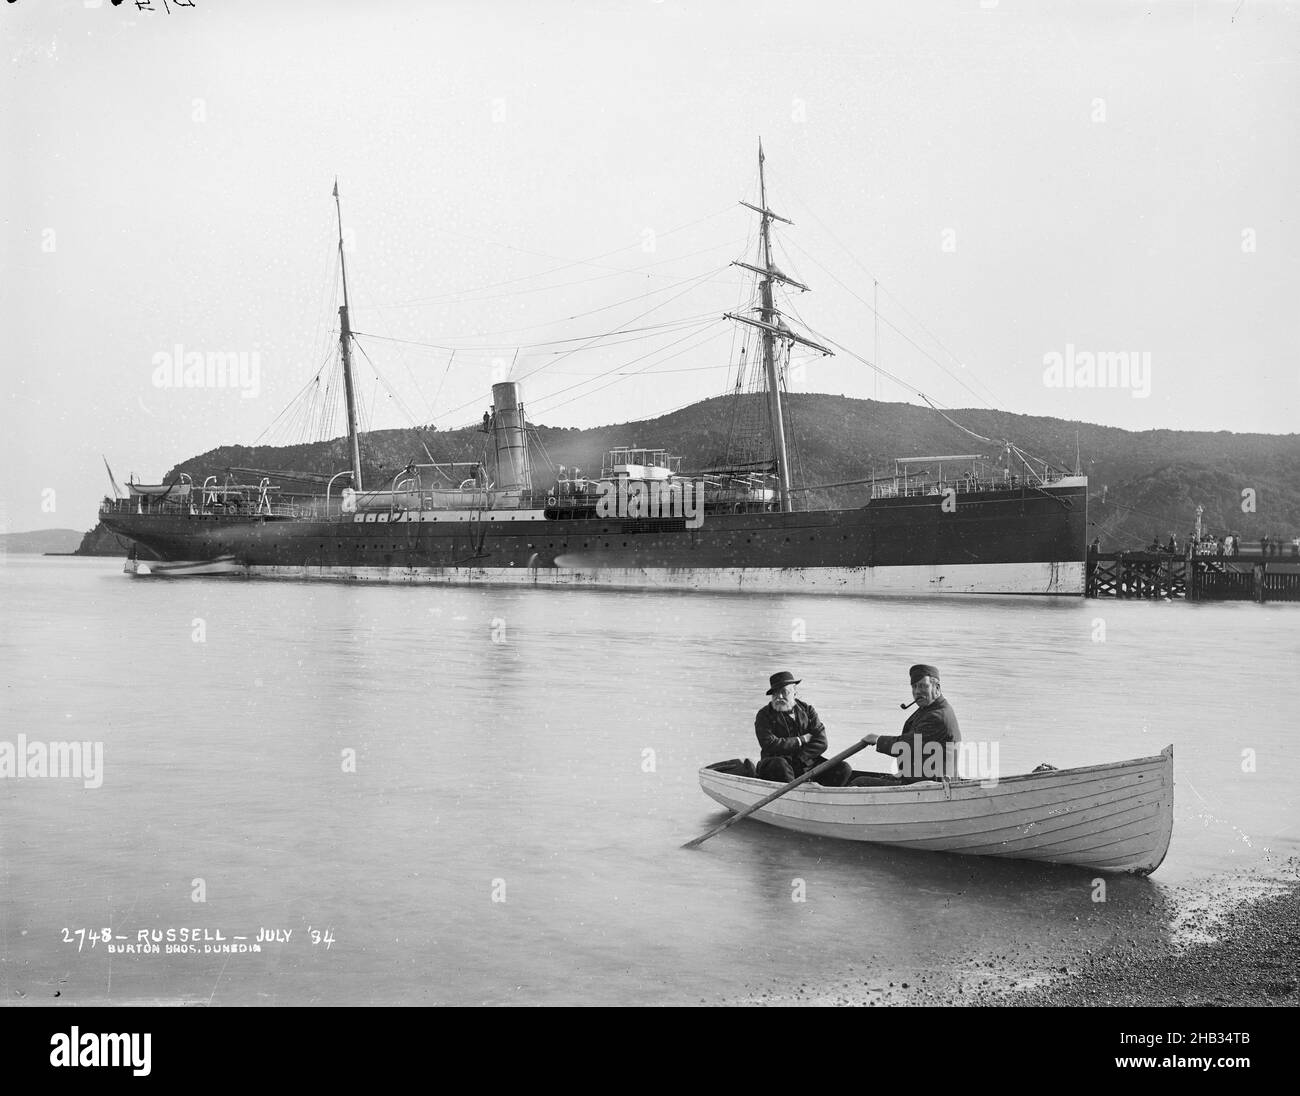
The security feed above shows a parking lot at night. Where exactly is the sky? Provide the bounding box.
[3,0,1298,532]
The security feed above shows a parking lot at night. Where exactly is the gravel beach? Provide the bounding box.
[739,858,1300,1008]
[971,872,1300,1008]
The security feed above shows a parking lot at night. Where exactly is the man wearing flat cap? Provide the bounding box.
[850,663,962,786]
[754,671,853,786]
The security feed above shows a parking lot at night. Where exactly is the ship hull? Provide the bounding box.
[101,480,1087,595]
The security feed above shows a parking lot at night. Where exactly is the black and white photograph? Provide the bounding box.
[2,0,1297,1049]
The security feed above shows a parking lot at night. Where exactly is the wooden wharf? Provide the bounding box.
[1086,543,1300,602]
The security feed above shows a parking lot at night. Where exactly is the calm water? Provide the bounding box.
[2,555,1297,1005]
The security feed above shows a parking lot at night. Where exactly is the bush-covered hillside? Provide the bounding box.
[76,394,1300,553]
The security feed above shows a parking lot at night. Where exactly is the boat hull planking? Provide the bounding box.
[697,745,1174,874]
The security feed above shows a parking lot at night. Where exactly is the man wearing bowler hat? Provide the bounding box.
[754,671,853,787]
[850,663,961,786]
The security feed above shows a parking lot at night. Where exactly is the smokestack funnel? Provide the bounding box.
[491,381,531,493]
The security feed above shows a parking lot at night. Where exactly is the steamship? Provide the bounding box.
[100,151,1087,596]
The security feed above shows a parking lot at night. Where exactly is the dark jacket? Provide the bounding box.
[875,696,961,781]
[754,699,829,773]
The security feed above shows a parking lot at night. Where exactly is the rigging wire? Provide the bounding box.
[252,343,338,446]
[722,209,759,395]
[248,171,1060,501]
[356,280,438,427]
[556,360,731,377]
[433,266,727,424]
[351,311,720,355]
[255,215,734,461]
[528,323,733,419]
[430,350,456,420]
[526,423,556,480]
[875,279,1002,406]
[381,203,741,308]
[801,325,1069,476]
[782,234,998,410]
[771,171,1004,407]
[318,356,341,445]
[524,320,727,414]
[352,337,438,463]
[306,234,341,401]
[386,248,737,311]
[406,286,727,342]
[514,321,722,416]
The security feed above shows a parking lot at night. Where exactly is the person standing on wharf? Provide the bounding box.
[754,671,853,786]
[851,664,961,785]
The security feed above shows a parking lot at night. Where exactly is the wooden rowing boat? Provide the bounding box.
[697,745,1174,874]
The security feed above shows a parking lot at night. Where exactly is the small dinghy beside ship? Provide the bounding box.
[696,746,1174,874]
[124,553,239,577]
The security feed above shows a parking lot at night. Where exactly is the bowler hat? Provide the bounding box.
[766,670,801,695]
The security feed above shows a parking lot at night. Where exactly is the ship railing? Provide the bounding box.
[98,496,308,519]
[598,448,683,479]
[306,488,545,518]
[537,484,782,517]
[870,473,1073,500]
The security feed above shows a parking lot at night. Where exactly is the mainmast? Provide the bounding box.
[334,179,364,493]
[724,142,832,514]
[755,144,793,513]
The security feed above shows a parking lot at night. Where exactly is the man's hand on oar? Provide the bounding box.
[683,736,874,850]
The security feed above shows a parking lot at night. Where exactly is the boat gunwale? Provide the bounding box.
[698,744,1173,797]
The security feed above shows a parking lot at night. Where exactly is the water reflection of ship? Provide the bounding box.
[100,148,1086,595]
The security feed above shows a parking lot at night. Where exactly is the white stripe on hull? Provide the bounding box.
[234,560,1085,596]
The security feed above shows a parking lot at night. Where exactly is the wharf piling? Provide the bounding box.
[1086,545,1300,602]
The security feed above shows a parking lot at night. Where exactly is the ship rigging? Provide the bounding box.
[100,147,1088,595]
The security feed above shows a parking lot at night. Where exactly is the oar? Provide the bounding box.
[682,736,874,849]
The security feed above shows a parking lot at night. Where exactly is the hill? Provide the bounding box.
[77,394,1300,553]
[1,528,88,555]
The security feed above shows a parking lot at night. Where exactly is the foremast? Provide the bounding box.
[724,142,832,513]
[334,179,364,493]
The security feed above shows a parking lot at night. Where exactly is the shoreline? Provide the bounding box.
[740,858,1300,1008]
[967,868,1300,1008]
